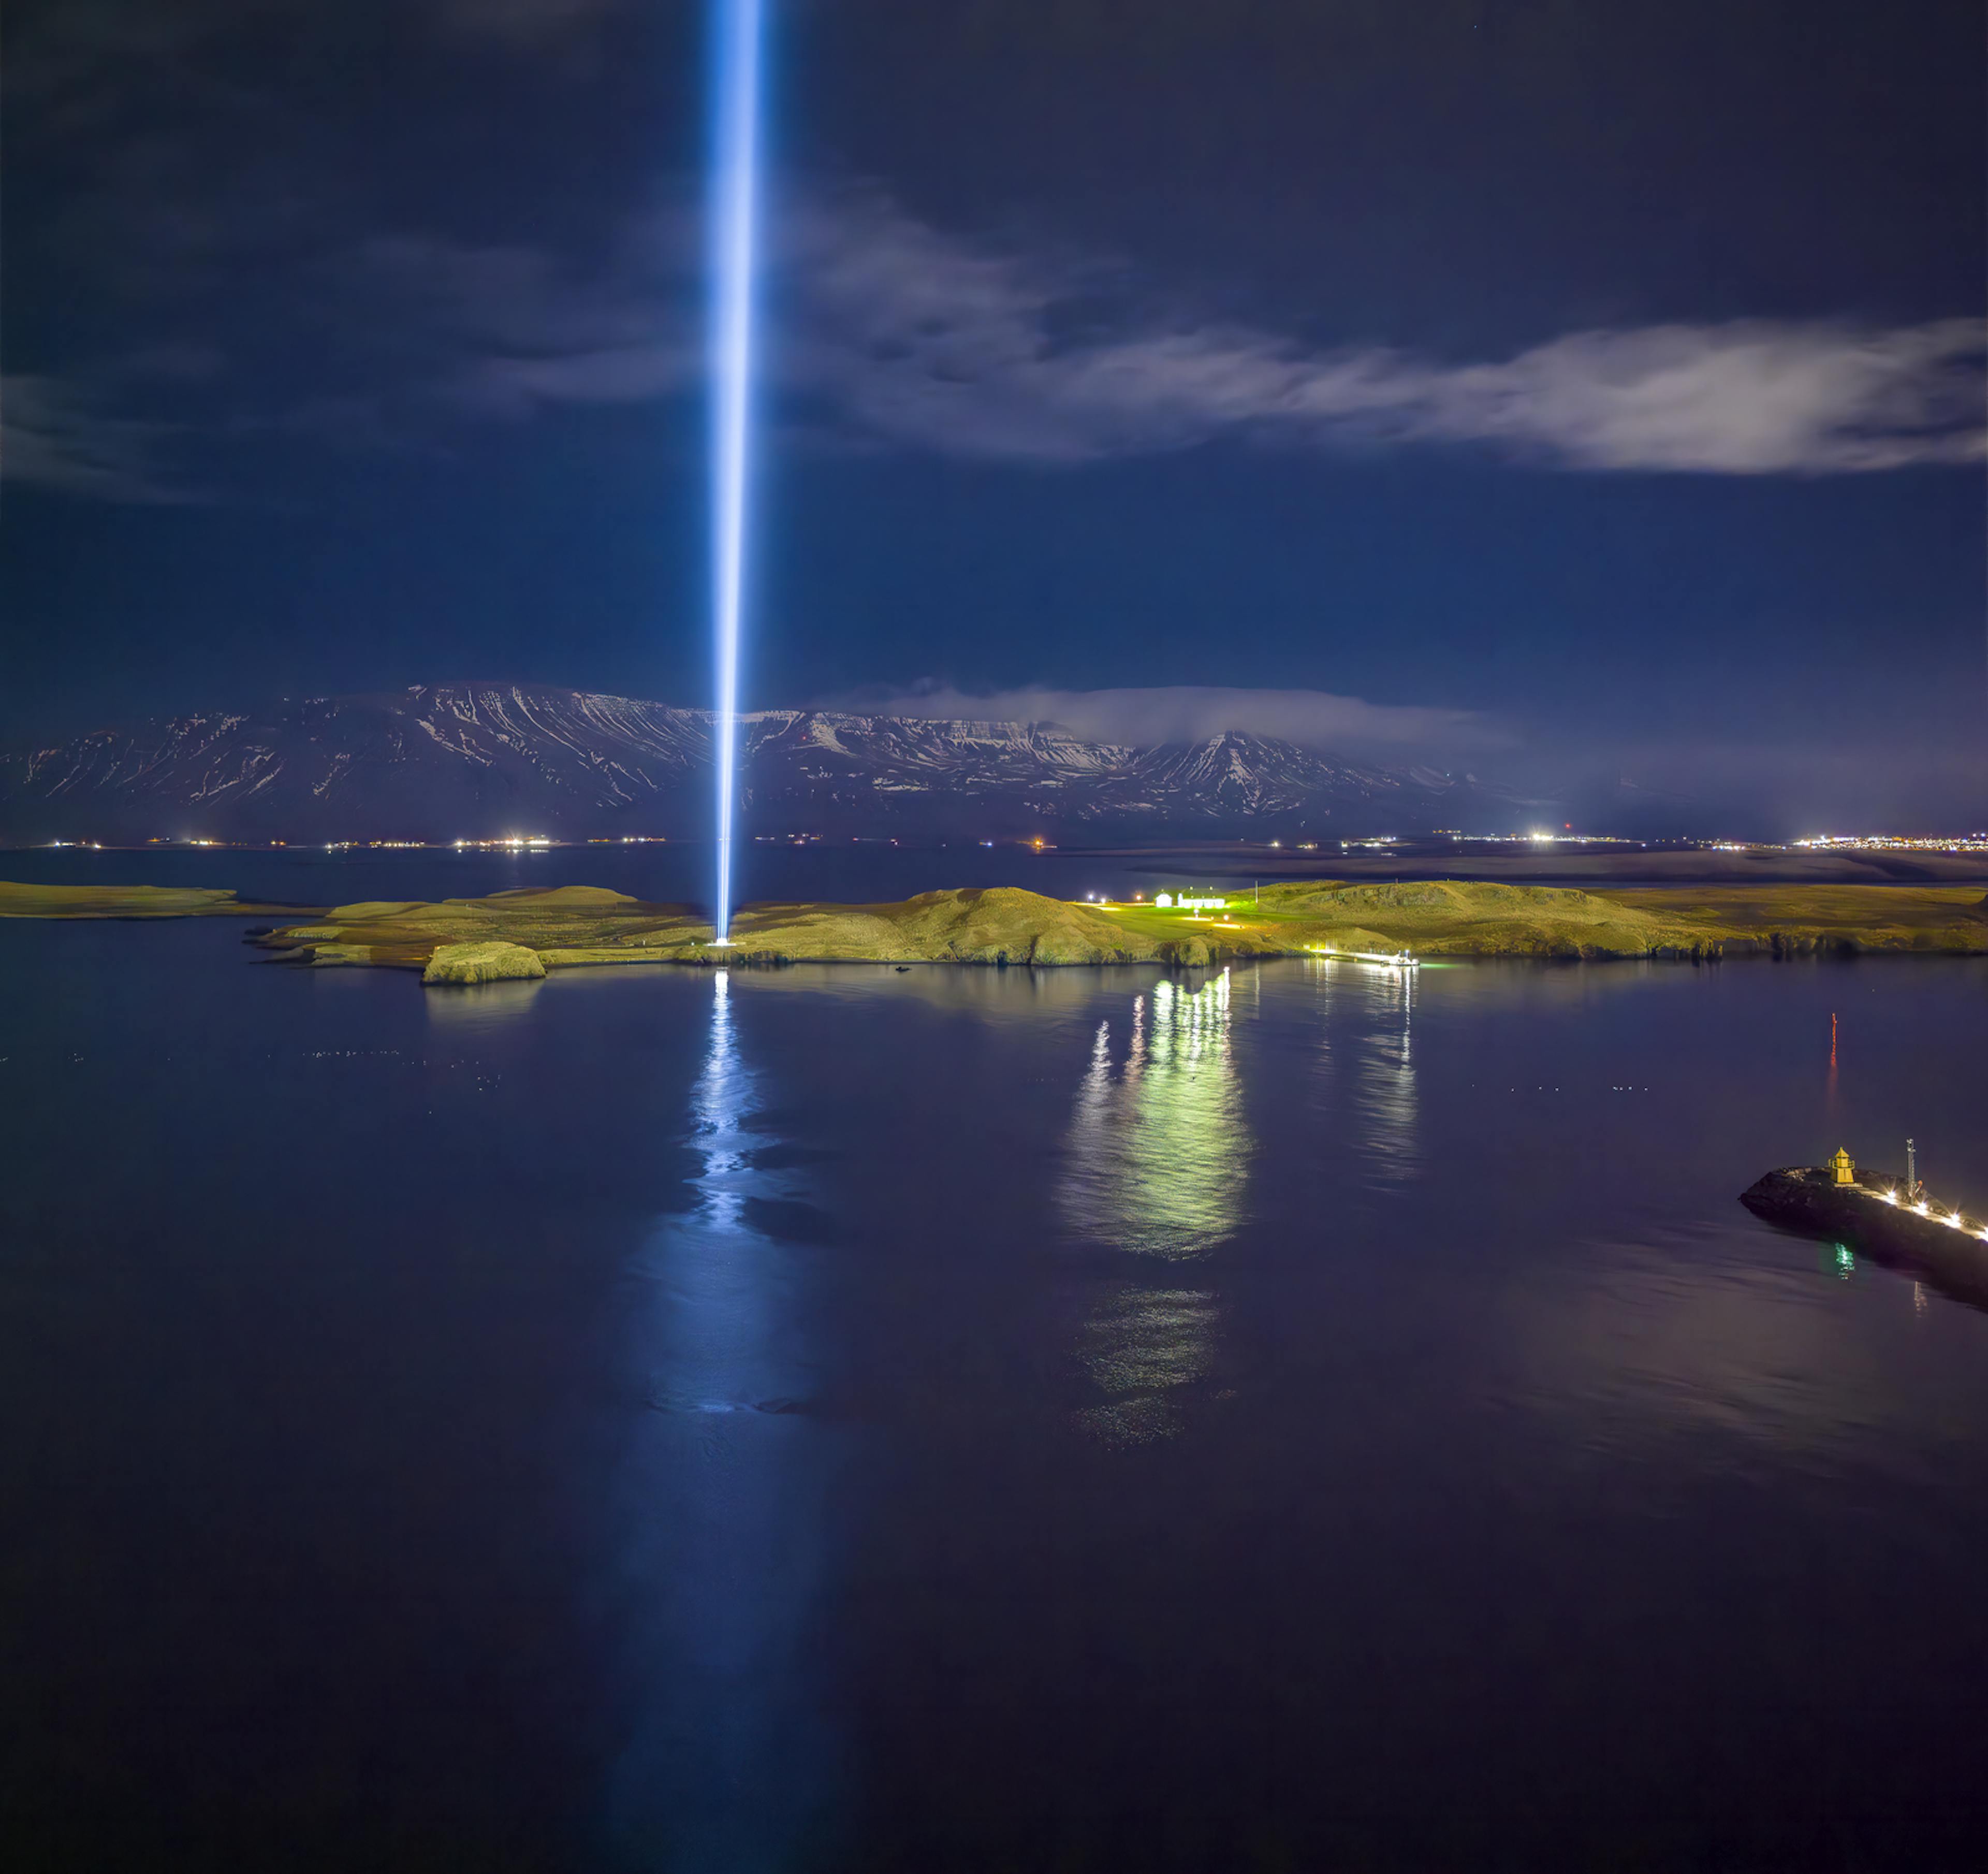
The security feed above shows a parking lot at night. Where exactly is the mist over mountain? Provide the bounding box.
[0,682,1513,845]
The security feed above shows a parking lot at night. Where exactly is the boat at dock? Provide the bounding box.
[1307,946,1420,970]
[1741,1149,1988,1311]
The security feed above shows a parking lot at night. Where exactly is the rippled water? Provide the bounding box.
[4,913,1987,1870]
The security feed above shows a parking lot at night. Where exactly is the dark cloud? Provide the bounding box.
[332,225,695,418]
[18,175,1984,500]
[0,373,191,502]
[425,0,630,45]
[5,0,628,101]
[9,0,1981,505]
[209,190,1988,482]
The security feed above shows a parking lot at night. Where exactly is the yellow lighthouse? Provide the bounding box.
[1829,1146,1855,1186]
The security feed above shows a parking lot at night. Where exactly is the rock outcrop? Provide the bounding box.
[422,940,549,986]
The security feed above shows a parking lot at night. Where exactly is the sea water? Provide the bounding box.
[3,874,1986,1870]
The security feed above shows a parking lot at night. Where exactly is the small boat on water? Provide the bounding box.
[1741,1146,1988,1311]
[1307,945,1420,970]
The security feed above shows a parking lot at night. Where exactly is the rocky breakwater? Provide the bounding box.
[1741,1164,1988,1311]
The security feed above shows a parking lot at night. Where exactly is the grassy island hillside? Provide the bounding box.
[252,878,1988,971]
[0,882,306,919]
[1241,880,1988,960]
[253,884,1170,969]
[7,878,1985,972]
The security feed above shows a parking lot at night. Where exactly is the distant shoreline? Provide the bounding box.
[7,839,1985,892]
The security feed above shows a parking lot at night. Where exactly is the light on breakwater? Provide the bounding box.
[1866,1181,1981,1241]
[708,0,765,941]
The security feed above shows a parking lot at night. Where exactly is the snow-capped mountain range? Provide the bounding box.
[0,683,1502,843]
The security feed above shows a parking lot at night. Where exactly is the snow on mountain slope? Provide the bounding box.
[0,684,1497,842]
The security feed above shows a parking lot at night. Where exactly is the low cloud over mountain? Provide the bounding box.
[841,682,1507,760]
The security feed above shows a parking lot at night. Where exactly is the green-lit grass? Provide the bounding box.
[1098,879,1988,958]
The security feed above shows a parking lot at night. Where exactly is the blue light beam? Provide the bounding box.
[709,0,765,943]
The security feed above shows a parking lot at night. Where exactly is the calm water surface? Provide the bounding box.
[4,897,1987,1870]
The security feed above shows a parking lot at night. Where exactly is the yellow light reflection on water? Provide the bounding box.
[1060,969,1249,1448]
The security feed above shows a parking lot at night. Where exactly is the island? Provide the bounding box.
[7,877,1986,977]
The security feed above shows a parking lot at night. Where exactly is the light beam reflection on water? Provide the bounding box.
[607,970,835,1872]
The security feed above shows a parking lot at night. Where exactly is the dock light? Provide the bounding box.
[1916,1201,1930,1216]
[1883,1189,1898,1204]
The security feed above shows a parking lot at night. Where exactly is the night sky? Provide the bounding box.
[4,0,1984,829]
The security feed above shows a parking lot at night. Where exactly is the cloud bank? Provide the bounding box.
[407,188,1986,475]
[831,682,1506,759]
[7,182,1983,499]
[786,194,1987,473]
